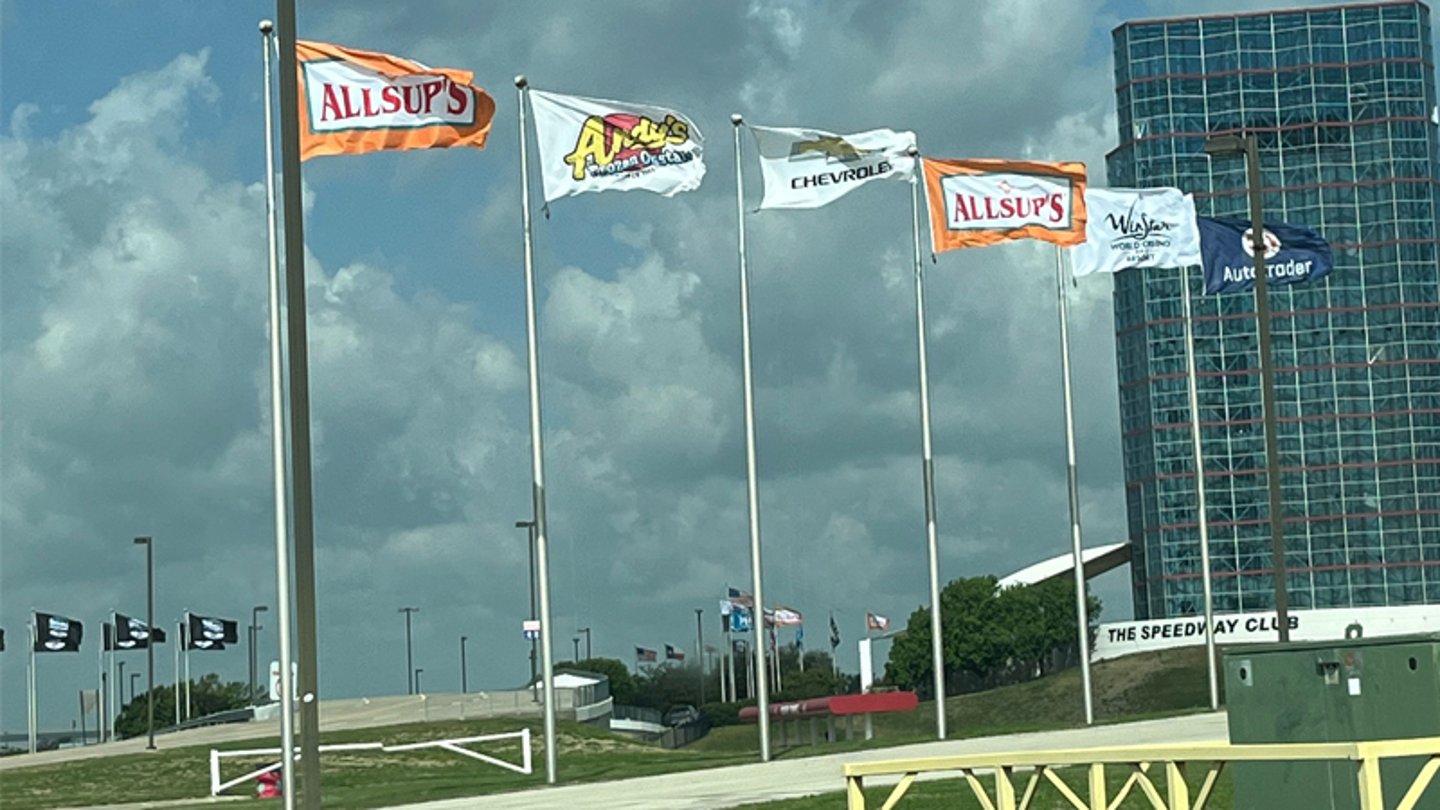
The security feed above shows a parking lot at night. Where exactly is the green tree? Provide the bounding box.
[882,575,1102,696]
[114,673,249,738]
[568,657,639,705]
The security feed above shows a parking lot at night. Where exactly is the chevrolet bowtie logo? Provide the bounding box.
[790,136,868,161]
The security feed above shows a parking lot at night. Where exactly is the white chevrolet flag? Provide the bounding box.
[750,125,916,209]
[529,89,705,202]
[1071,187,1202,276]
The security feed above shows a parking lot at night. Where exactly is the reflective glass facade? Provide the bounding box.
[1109,2,1440,620]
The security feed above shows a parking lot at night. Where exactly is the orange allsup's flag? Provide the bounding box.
[296,40,496,161]
[922,158,1088,252]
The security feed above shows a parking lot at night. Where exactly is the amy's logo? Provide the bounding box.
[565,113,691,180]
[789,136,867,162]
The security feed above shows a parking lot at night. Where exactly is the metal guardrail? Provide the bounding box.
[842,737,1440,810]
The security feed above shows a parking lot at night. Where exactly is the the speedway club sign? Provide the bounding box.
[749,125,916,209]
[922,158,1088,251]
[1091,604,1440,662]
[529,89,705,202]
[297,40,496,161]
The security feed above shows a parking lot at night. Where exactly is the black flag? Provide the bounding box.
[112,615,167,650]
[829,613,840,649]
[33,612,83,652]
[187,614,238,650]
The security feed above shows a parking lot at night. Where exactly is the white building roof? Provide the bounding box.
[997,542,1132,589]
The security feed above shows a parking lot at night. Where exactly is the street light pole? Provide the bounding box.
[133,536,156,750]
[1203,132,1291,642]
[695,608,705,706]
[577,627,591,661]
[250,605,268,704]
[516,520,537,685]
[460,636,468,694]
[572,637,581,662]
[399,607,419,694]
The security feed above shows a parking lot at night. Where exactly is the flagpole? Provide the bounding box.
[273,3,325,803]
[513,75,559,786]
[261,20,298,807]
[109,610,118,739]
[1181,264,1220,711]
[1054,246,1094,726]
[28,617,36,754]
[731,113,771,762]
[907,148,948,739]
[96,630,105,743]
[184,611,192,721]
[173,621,180,726]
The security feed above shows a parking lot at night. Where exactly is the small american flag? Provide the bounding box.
[866,612,891,632]
[635,646,658,662]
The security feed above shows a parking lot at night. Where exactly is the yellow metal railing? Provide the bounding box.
[842,737,1440,810]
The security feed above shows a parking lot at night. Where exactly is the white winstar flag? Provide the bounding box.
[529,89,705,202]
[750,125,916,209]
[1071,187,1203,276]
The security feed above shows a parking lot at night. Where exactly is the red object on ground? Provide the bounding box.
[737,691,918,722]
[256,769,283,799]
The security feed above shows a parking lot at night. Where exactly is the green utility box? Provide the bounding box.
[1224,629,1440,809]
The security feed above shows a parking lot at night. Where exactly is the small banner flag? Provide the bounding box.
[726,587,754,608]
[114,615,166,650]
[829,614,840,649]
[750,125,916,209]
[665,644,686,661]
[1199,217,1334,294]
[1070,188,1202,277]
[635,646,658,663]
[296,40,496,161]
[728,606,753,634]
[795,624,804,652]
[922,158,1087,251]
[33,612,83,652]
[769,606,803,627]
[866,612,891,632]
[529,89,704,202]
[0,627,5,652]
[187,614,239,651]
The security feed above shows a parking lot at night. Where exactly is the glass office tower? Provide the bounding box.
[1109,2,1440,620]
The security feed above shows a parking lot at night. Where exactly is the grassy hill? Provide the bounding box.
[0,647,1220,809]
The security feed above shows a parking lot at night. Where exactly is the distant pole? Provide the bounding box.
[250,605,268,704]
[577,627,591,661]
[415,668,424,695]
[27,618,36,754]
[399,607,419,694]
[572,637,581,661]
[134,536,157,748]
[695,608,705,706]
[460,636,468,694]
[130,673,140,705]
[516,520,538,688]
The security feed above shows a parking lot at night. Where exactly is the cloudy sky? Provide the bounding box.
[1,0,1385,732]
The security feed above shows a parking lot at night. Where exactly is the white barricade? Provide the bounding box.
[209,728,532,796]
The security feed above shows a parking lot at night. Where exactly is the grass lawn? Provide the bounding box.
[0,647,1222,809]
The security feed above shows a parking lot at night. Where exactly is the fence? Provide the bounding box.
[841,737,1440,810]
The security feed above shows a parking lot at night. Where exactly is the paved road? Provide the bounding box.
[0,691,541,772]
[391,712,1230,809]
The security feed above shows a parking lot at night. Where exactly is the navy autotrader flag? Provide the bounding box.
[1198,217,1333,294]
[34,612,83,652]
